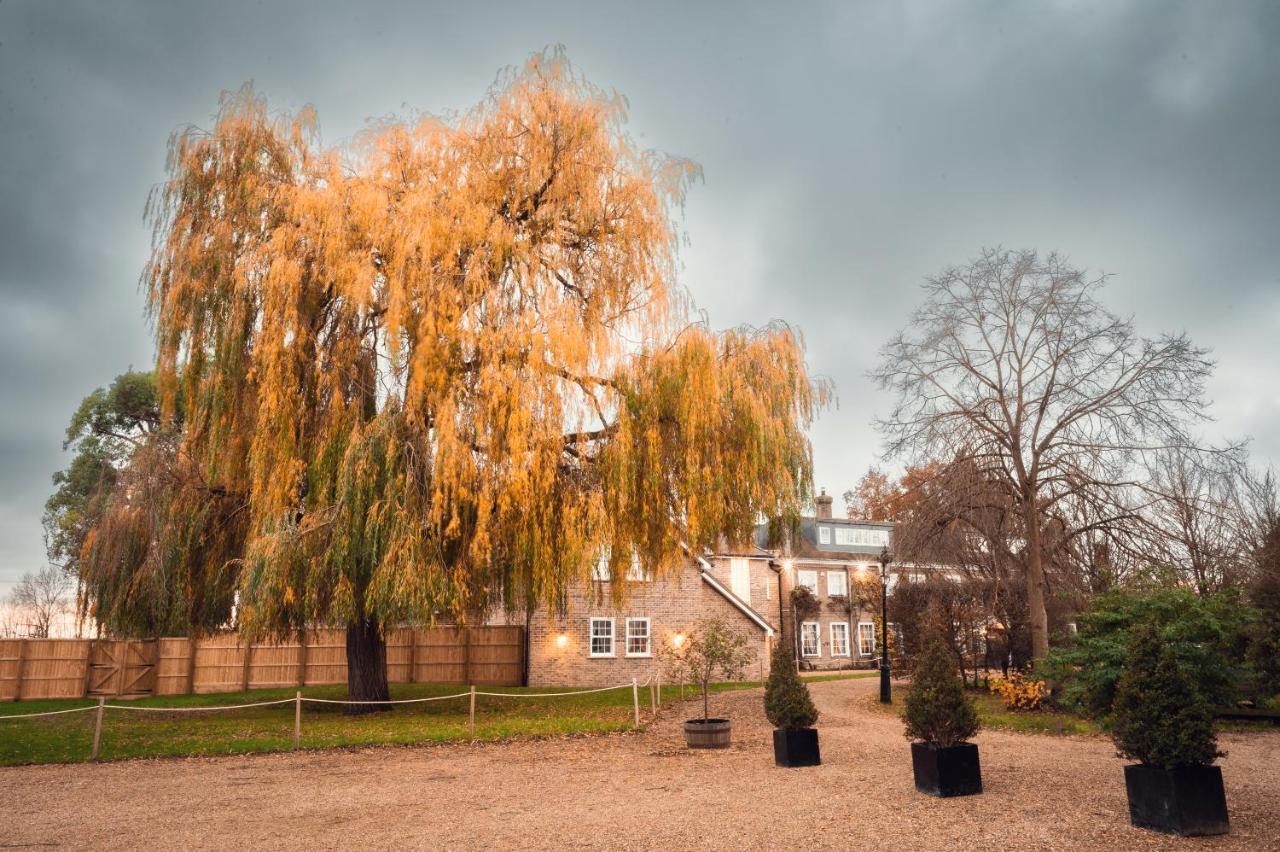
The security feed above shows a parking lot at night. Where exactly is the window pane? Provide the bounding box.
[797,571,818,594]
[590,619,614,656]
[800,622,820,657]
[830,622,849,656]
[857,622,876,656]
[827,571,847,597]
[625,619,650,656]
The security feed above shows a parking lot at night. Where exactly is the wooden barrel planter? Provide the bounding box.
[684,718,732,749]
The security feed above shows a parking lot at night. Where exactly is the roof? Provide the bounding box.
[754,516,894,559]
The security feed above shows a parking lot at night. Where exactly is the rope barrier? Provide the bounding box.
[102,698,297,712]
[301,692,471,706]
[0,704,99,720]
[474,684,630,698]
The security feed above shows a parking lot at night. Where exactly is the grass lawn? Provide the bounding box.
[0,672,876,766]
[866,689,1103,737]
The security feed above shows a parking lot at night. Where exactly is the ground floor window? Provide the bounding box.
[830,621,850,657]
[590,618,615,657]
[800,621,821,657]
[625,617,651,657]
[857,621,876,657]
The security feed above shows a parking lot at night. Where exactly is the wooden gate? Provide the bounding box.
[86,640,157,698]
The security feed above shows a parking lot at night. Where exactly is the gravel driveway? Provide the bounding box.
[2,677,1276,850]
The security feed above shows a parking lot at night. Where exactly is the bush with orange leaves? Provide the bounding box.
[988,671,1049,712]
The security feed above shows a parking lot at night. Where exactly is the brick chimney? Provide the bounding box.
[815,488,833,520]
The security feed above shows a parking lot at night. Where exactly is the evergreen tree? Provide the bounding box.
[764,643,818,729]
[1111,623,1221,768]
[903,620,979,747]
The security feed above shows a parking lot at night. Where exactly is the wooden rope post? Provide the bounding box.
[91,697,105,760]
[468,685,476,740]
[632,678,640,727]
[294,691,302,749]
[656,675,661,708]
[12,640,27,702]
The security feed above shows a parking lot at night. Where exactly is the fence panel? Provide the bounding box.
[2,625,524,700]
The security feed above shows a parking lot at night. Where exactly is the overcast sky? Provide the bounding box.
[1,0,1278,594]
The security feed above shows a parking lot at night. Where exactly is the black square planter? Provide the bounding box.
[773,727,821,767]
[1124,764,1229,837]
[911,741,982,797]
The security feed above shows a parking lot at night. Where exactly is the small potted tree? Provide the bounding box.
[664,617,752,749]
[764,642,821,766]
[1112,623,1229,837]
[903,624,982,797]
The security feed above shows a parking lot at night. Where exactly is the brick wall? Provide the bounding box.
[526,563,772,687]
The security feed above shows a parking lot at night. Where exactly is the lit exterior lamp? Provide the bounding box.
[672,633,686,649]
[556,632,569,648]
[878,545,893,704]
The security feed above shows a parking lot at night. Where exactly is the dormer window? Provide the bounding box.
[818,526,831,545]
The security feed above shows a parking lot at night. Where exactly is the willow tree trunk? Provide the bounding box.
[346,616,391,714]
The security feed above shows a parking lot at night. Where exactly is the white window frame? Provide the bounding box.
[625,554,651,582]
[826,570,847,597]
[796,570,819,595]
[589,617,615,658]
[857,621,876,657]
[592,550,611,582]
[830,621,851,657]
[800,621,821,657]
[624,617,651,658]
[818,526,831,545]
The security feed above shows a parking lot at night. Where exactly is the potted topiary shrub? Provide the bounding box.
[1111,623,1229,837]
[902,624,982,797]
[664,617,753,749]
[764,642,821,767]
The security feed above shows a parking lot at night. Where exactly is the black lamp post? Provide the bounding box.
[878,545,892,704]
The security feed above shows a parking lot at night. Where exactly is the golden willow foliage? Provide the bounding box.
[139,49,827,640]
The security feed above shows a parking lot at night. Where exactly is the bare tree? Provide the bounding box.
[7,566,73,638]
[1142,447,1249,595]
[873,249,1218,661]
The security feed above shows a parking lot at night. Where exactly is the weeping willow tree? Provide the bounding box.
[97,49,826,708]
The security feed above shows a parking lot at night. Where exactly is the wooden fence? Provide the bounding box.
[0,626,524,701]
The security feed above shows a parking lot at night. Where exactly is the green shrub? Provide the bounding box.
[1111,624,1221,769]
[764,643,818,729]
[1041,586,1253,718]
[903,624,979,747]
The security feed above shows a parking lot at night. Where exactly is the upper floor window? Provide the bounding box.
[827,571,847,597]
[818,526,831,545]
[834,527,889,547]
[592,548,650,582]
[796,570,819,595]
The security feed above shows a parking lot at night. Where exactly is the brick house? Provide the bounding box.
[509,489,903,686]
[758,490,894,671]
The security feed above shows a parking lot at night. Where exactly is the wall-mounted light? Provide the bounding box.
[556,633,568,648]
[672,633,686,648]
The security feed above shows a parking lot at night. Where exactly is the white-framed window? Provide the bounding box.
[857,621,876,657]
[800,622,821,657]
[592,550,611,581]
[625,617,651,657]
[589,618,615,657]
[826,570,847,597]
[830,622,851,657]
[834,527,890,547]
[625,553,651,582]
[818,526,831,545]
[796,570,819,595]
